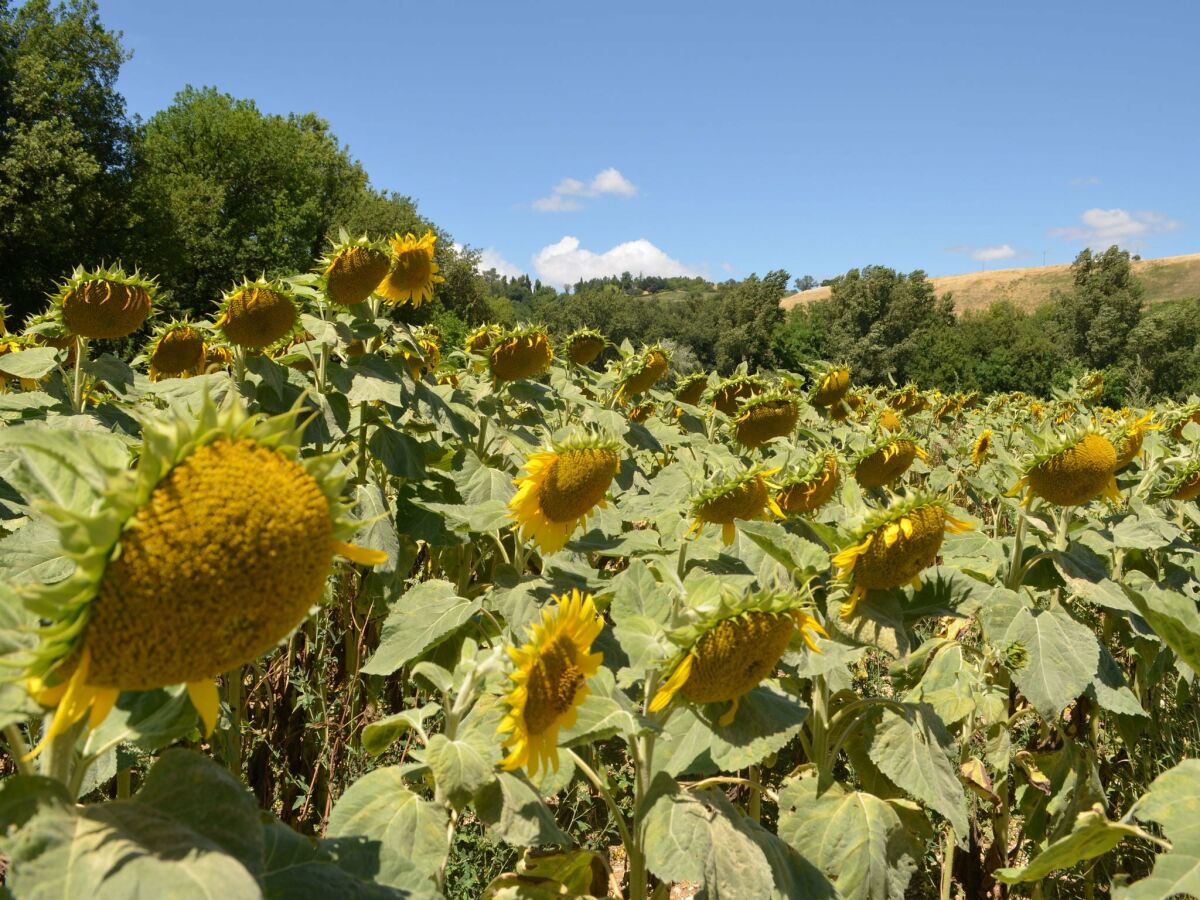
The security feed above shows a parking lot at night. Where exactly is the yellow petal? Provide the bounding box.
[718,695,740,727]
[187,680,221,737]
[88,688,119,729]
[335,542,388,566]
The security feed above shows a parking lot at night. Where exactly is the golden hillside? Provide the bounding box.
[780,252,1200,314]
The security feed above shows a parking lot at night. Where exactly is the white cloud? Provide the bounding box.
[970,244,1016,262]
[478,247,524,279]
[533,236,695,285]
[533,167,638,212]
[1050,208,1182,249]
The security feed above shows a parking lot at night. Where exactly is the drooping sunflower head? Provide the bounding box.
[810,364,851,407]
[674,373,709,407]
[934,395,961,422]
[689,468,782,544]
[889,384,928,416]
[318,233,390,307]
[378,230,444,307]
[971,429,994,467]
[563,328,607,366]
[832,496,972,618]
[1009,429,1120,508]
[17,396,387,752]
[465,323,503,355]
[628,401,655,424]
[146,319,206,380]
[1165,402,1200,441]
[216,278,299,349]
[733,392,799,448]
[499,589,604,777]
[509,434,621,554]
[879,408,903,432]
[853,436,927,489]
[616,344,671,402]
[1078,369,1105,402]
[707,374,768,415]
[649,589,825,726]
[1113,412,1160,470]
[396,328,441,379]
[775,452,840,516]
[52,264,156,340]
[489,325,554,382]
[1155,458,1200,503]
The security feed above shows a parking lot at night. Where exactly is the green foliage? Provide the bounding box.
[1050,246,1145,369]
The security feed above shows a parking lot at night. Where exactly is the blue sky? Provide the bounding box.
[98,0,1198,288]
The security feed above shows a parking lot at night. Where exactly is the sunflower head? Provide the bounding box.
[378,230,444,307]
[489,325,554,382]
[396,328,441,379]
[689,468,782,544]
[563,329,607,366]
[465,323,503,355]
[16,396,386,751]
[216,278,299,349]
[318,234,390,307]
[649,590,825,726]
[853,436,927,489]
[1079,370,1105,402]
[499,589,604,776]
[147,320,206,380]
[509,434,621,554]
[53,264,155,340]
[810,365,851,407]
[1009,429,1120,507]
[1165,403,1200,440]
[629,402,655,423]
[733,392,799,448]
[708,374,768,415]
[616,344,671,402]
[832,496,972,617]
[776,452,840,516]
[1155,458,1200,502]
[1113,412,1160,470]
[879,409,903,432]
[971,430,993,467]
[674,373,709,407]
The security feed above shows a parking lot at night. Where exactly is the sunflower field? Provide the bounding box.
[1,237,1199,900]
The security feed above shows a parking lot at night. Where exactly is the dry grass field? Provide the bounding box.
[780,252,1200,314]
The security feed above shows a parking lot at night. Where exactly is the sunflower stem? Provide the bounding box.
[3,724,34,776]
[223,667,243,777]
[356,401,370,485]
[42,716,85,789]
[117,766,132,799]
[1004,506,1028,591]
[566,748,639,895]
[748,764,762,822]
[70,336,88,414]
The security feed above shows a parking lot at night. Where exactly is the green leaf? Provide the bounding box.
[362,580,481,676]
[353,483,402,574]
[475,772,570,848]
[0,347,61,379]
[261,819,416,899]
[1123,573,1200,675]
[778,772,923,900]
[0,424,129,510]
[1115,759,1200,899]
[369,424,427,480]
[326,766,450,893]
[1087,646,1146,717]
[362,703,440,756]
[453,451,516,504]
[867,703,969,840]
[560,667,644,748]
[425,731,497,809]
[1004,604,1100,721]
[735,520,827,577]
[996,804,1152,884]
[82,686,199,758]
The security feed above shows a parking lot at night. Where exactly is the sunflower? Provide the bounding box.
[509,436,621,553]
[147,321,205,380]
[1114,412,1160,470]
[1157,460,1200,502]
[499,589,604,776]
[216,278,299,349]
[674,373,708,407]
[18,398,387,755]
[616,345,671,403]
[465,323,503,355]
[1009,432,1120,507]
[854,437,926,489]
[53,264,155,340]
[377,231,444,307]
[972,430,993,467]
[563,329,607,366]
[319,235,390,307]
[629,402,654,424]
[489,326,554,382]
[689,469,782,545]
[397,329,441,379]
[708,374,767,415]
[733,393,799,448]
[1166,403,1200,440]
[649,591,825,726]
[832,497,973,617]
[776,453,840,516]
[879,409,903,432]
[811,365,851,407]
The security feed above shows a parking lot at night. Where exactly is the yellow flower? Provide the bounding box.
[811,366,851,407]
[709,375,766,415]
[854,438,926,489]
[397,330,441,379]
[1009,433,1120,507]
[776,453,839,515]
[509,438,621,553]
[674,374,708,407]
[1159,460,1200,502]
[148,321,205,380]
[971,430,993,467]
[54,265,155,340]
[689,469,782,545]
[465,323,503,355]
[378,231,444,307]
[629,402,654,423]
[879,409,903,432]
[499,590,604,776]
[649,591,825,726]
[563,329,607,366]
[321,237,390,307]
[21,399,387,756]
[1114,412,1160,470]
[489,327,554,382]
[734,394,799,448]
[833,499,972,618]
[616,346,671,403]
[216,279,298,349]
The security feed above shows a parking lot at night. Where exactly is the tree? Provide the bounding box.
[793,275,817,292]
[0,0,136,321]
[1050,246,1144,369]
[1121,297,1200,399]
